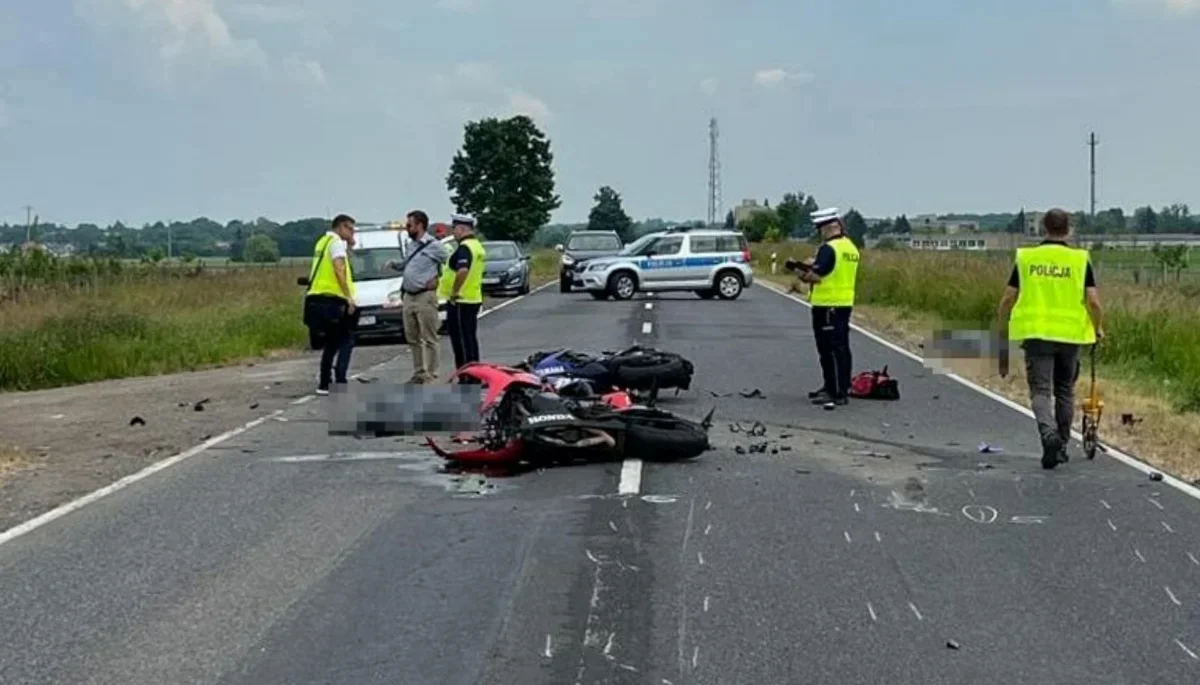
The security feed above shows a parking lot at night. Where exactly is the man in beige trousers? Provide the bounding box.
[386,210,447,383]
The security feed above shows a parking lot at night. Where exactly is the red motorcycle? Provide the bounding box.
[426,362,712,466]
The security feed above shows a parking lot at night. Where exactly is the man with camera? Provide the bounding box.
[785,208,861,410]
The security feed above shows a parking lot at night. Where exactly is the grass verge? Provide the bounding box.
[752,242,1200,483]
[0,445,27,478]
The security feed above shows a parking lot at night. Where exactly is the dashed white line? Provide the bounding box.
[867,603,878,622]
[1188,552,1199,566]
[1148,498,1164,510]
[703,596,710,612]
[543,634,553,658]
[1100,499,1112,510]
[844,531,853,544]
[703,524,712,536]
[908,601,924,621]
[608,520,618,532]
[641,321,653,335]
[645,303,653,310]
[604,632,616,656]
[849,489,856,498]
[691,646,699,669]
[854,502,861,513]
[618,459,643,495]
[1107,519,1118,532]
[1162,521,1175,534]
[290,395,314,405]
[1134,548,1147,563]
[697,552,705,566]
[705,501,712,511]
[1165,586,1182,606]
[1176,639,1200,661]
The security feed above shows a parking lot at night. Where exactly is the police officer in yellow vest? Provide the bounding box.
[303,213,358,395]
[998,208,1104,469]
[445,213,487,372]
[791,208,860,410]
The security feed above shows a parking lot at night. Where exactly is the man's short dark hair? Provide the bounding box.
[332,213,355,230]
[1043,208,1070,237]
[407,210,429,230]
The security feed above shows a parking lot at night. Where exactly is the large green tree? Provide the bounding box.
[586,186,635,241]
[775,191,820,237]
[842,209,868,247]
[445,115,562,243]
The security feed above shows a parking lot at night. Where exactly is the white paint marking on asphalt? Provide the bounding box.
[854,502,861,513]
[645,303,653,310]
[1163,521,1176,534]
[844,531,852,544]
[759,278,1200,504]
[0,282,561,548]
[1149,498,1164,510]
[604,632,616,656]
[875,531,882,542]
[619,663,638,673]
[1107,519,1118,532]
[1165,586,1182,606]
[0,409,286,549]
[1135,548,1147,563]
[967,488,976,499]
[703,524,712,536]
[867,603,878,622]
[908,602,924,621]
[1100,499,1112,510]
[608,520,618,533]
[290,395,314,405]
[962,505,999,524]
[1176,639,1200,661]
[703,596,710,612]
[641,321,653,335]
[543,634,553,658]
[618,458,643,495]
[705,501,712,510]
[691,646,699,669]
[849,489,856,498]
[1188,552,1199,566]
[697,552,705,566]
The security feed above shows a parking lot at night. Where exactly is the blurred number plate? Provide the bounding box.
[482,278,500,285]
[359,315,377,326]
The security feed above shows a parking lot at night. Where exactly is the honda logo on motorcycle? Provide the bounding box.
[525,413,574,425]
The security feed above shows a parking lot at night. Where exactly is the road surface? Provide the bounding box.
[2,283,1199,685]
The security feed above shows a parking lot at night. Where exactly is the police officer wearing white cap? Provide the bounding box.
[445,213,488,373]
[786,208,861,409]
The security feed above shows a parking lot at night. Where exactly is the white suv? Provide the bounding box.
[567,227,754,300]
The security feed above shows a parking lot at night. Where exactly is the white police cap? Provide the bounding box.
[811,207,841,226]
[450,213,476,227]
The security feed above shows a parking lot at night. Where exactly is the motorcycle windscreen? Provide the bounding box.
[326,382,483,437]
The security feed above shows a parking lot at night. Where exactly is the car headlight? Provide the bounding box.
[385,290,403,307]
[561,254,575,266]
[507,264,522,275]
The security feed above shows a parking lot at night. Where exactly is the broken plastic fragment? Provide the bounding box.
[1149,472,1163,482]
[129,416,145,426]
[978,442,1002,453]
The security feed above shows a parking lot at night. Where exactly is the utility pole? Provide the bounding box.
[707,117,722,227]
[1088,132,1098,224]
[23,205,33,244]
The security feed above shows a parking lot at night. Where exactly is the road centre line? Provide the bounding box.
[641,322,653,335]
[618,459,643,495]
[0,281,557,550]
[757,279,1200,504]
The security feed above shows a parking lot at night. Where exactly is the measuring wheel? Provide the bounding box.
[1081,413,1099,460]
[1080,344,1103,460]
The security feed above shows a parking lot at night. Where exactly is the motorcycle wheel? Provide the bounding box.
[620,408,709,461]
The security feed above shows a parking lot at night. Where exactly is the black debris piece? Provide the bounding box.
[771,448,779,454]
[795,469,810,475]
[932,394,941,400]
[708,390,732,398]
[735,446,746,455]
[738,388,765,399]
[129,416,145,426]
[177,402,187,408]
[780,446,792,452]
[194,398,211,412]
[946,640,960,650]
[749,442,769,454]
[852,450,891,460]
[780,433,793,439]
[1149,472,1164,482]
[249,402,260,410]
[729,423,740,433]
[1121,413,1142,426]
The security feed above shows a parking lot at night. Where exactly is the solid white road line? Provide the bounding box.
[645,303,653,310]
[641,322,653,335]
[0,281,557,550]
[618,458,643,495]
[756,279,1200,504]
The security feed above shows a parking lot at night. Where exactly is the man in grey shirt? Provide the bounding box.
[386,210,447,383]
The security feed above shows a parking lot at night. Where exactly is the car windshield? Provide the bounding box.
[619,234,661,255]
[484,243,519,260]
[349,247,403,282]
[567,233,621,251]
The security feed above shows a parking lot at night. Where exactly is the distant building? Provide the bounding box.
[1023,211,1045,237]
[1077,233,1200,249]
[732,198,770,225]
[874,231,1025,251]
[908,214,980,234]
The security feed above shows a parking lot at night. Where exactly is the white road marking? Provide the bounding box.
[691,646,699,669]
[1165,586,1182,606]
[908,601,924,621]
[604,632,616,656]
[1107,519,1118,532]
[645,303,653,310]
[867,603,878,622]
[967,488,976,499]
[1188,552,1199,566]
[1135,548,1147,563]
[618,459,643,494]
[874,531,882,542]
[705,501,712,510]
[0,284,558,547]
[854,502,861,513]
[703,524,712,536]
[0,409,285,549]
[1100,499,1112,510]
[962,505,999,524]
[1148,498,1164,510]
[697,552,705,565]
[1176,639,1200,661]
[608,520,618,532]
[1162,521,1175,533]
[619,663,638,672]
[703,596,710,612]
[641,321,653,335]
[290,395,314,405]
[543,634,553,657]
[759,279,1200,504]
[849,489,856,498]
[844,531,852,544]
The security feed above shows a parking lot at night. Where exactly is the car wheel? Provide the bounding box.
[715,271,744,300]
[589,291,608,301]
[694,289,716,299]
[518,279,530,295]
[559,274,571,293]
[607,271,637,300]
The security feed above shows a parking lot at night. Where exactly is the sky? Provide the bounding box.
[0,0,1197,228]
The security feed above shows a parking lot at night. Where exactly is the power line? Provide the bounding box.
[707,117,721,226]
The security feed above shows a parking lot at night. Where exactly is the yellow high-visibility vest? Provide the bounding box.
[809,235,860,307]
[1008,243,1095,344]
[307,233,355,300]
[453,237,487,304]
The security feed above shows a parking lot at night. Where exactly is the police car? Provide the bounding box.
[569,226,754,300]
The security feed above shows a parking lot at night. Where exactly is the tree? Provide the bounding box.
[243,234,280,263]
[587,186,635,242]
[893,215,912,234]
[738,210,780,242]
[842,209,868,247]
[724,210,735,229]
[1132,206,1157,234]
[775,191,820,238]
[1006,209,1026,234]
[446,115,562,243]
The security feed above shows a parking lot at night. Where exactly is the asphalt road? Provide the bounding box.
[2,283,1200,684]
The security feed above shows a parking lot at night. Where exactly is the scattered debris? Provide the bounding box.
[129,416,145,427]
[735,446,746,455]
[932,394,941,400]
[249,402,260,410]
[946,640,960,650]
[738,388,765,399]
[708,390,733,398]
[356,377,375,384]
[851,449,892,460]
[978,442,1002,454]
[780,433,793,439]
[748,442,769,454]
[1149,472,1164,482]
[795,469,810,474]
[780,446,792,452]
[729,421,766,437]
[193,398,211,412]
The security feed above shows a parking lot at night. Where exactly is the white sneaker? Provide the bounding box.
[316,387,330,396]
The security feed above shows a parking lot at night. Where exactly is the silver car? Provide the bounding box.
[568,227,754,301]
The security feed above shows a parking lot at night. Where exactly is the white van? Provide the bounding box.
[345,225,411,342]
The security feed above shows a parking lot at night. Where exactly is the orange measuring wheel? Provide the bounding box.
[1080,344,1103,460]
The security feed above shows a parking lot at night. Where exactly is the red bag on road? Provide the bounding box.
[849,366,900,400]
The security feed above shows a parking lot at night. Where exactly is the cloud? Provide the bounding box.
[700,77,718,95]
[429,61,551,124]
[507,92,551,122]
[1113,0,1200,14]
[231,2,308,23]
[753,67,814,87]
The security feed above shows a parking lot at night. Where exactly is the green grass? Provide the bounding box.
[751,242,1200,412]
